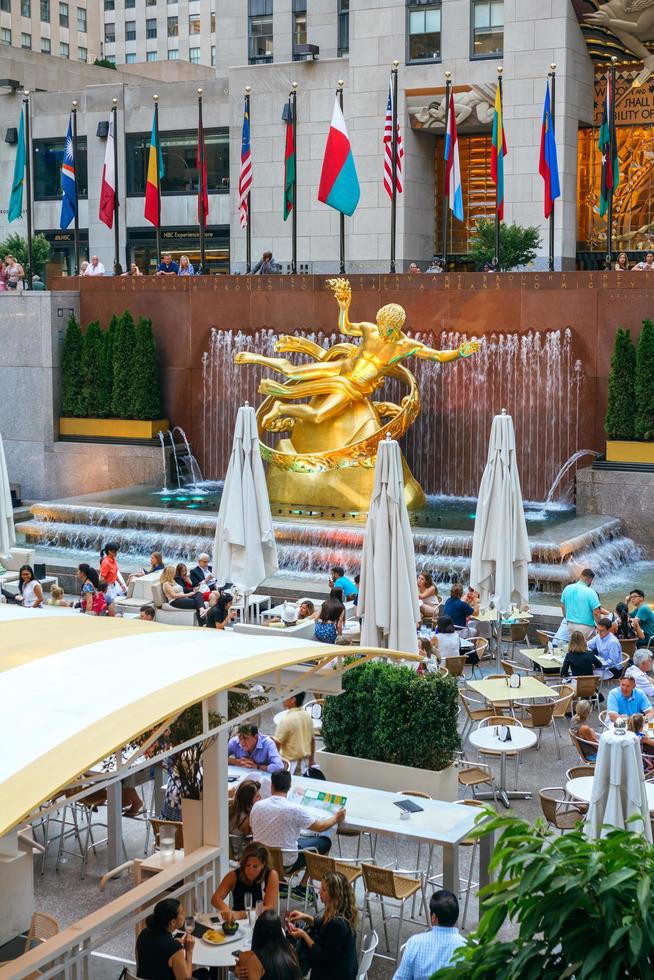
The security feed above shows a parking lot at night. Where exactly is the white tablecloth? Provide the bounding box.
[584,730,653,841]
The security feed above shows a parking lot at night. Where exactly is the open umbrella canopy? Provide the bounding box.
[585,730,653,841]
[0,430,16,558]
[470,410,530,614]
[357,437,419,655]
[213,405,278,593]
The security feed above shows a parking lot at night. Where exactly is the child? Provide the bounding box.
[46,584,70,607]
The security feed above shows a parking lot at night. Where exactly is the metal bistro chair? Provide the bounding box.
[513,699,560,758]
[619,638,637,660]
[302,850,362,913]
[574,674,601,710]
[502,621,530,661]
[0,913,60,974]
[444,654,467,680]
[359,863,427,966]
[539,787,587,832]
[459,690,495,742]
[267,844,316,913]
[569,729,600,765]
[566,764,596,781]
[456,753,498,805]
[356,930,379,979]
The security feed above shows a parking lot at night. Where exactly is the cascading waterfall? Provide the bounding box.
[199,327,585,503]
[167,431,183,489]
[172,426,204,485]
[157,430,168,493]
[543,450,600,509]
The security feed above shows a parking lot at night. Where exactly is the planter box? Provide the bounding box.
[606,440,654,465]
[315,750,458,802]
[59,417,169,439]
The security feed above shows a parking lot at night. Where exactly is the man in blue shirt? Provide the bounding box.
[330,565,358,601]
[560,568,601,641]
[393,889,466,980]
[227,723,284,772]
[607,676,654,722]
[443,584,474,629]
[156,252,179,275]
[588,618,624,680]
[630,589,654,648]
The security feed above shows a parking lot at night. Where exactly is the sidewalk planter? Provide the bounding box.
[606,440,654,464]
[59,418,169,439]
[315,749,458,801]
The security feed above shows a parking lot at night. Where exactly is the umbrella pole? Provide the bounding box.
[495,610,502,670]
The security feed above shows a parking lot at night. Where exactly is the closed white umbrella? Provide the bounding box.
[0,430,15,558]
[357,436,419,655]
[213,405,278,613]
[585,729,652,841]
[470,410,530,614]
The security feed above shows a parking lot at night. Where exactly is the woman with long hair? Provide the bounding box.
[614,251,630,271]
[432,615,461,660]
[227,778,260,858]
[174,563,194,593]
[1,564,44,608]
[77,563,100,613]
[569,699,600,762]
[99,542,127,601]
[615,601,637,640]
[313,592,345,644]
[160,565,206,625]
[417,571,441,618]
[205,591,234,629]
[287,871,358,979]
[233,910,301,980]
[561,630,603,678]
[211,842,279,921]
[177,254,195,276]
[135,897,197,980]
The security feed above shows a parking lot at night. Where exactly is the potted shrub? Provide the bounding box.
[606,320,654,464]
[316,661,460,800]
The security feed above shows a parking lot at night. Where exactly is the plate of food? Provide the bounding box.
[201,924,241,946]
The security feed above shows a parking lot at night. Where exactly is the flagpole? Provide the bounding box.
[111,97,120,273]
[197,87,206,274]
[337,80,345,274]
[442,71,452,267]
[390,60,399,274]
[291,81,298,274]
[548,65,556,273]
[607,56,617,265]
[245,86,251,274]
[23,90,33,290]
[494,66,503,270]
[153,94,161,266]
[70,100,80,276]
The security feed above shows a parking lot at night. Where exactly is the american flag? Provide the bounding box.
[239,98,252,228]
[383,78,403,199]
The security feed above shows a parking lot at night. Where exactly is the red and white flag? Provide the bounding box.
[98,115,116,228]
[238,97,252,228]
[383,78,403,199]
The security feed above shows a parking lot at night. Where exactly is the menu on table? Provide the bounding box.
[292,787,347,813]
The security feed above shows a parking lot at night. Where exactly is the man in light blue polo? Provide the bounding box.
[607,676,654,722]
[393,889,466,980]
[560,568,601,642]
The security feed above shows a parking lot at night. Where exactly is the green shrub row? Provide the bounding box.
[606,319,654,441]
[60,311,162,420]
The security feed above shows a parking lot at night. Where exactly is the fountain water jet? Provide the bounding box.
[543,450,600,509]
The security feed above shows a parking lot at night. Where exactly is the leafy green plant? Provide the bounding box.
[131,315,162,420]
[0,232,50,278]
[79,320,103,418]
[146,704,223,801]
[93,57,117,69]
[96,316,117,418]
[470,219,542,271]
[605,327,636,440]
[635,318,654,441]
[111,310,137,419]
[60,315,84,417]
[434,813,654,980]
[322,661,460,771]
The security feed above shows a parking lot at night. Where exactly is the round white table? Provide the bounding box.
[192,915,253,973]
[468,725,537,808]
[566,775,654,811]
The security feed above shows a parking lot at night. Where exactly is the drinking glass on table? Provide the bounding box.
[244,892,253,925]
[184,915,195,937]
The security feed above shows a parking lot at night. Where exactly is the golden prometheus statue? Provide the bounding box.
[235,278,479,512]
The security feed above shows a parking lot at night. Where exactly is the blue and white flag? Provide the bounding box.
[60,116,77,230]
[444,90,463,222]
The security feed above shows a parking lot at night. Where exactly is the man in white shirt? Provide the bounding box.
[84,254,105,276]
[250,769,345,870]
[633,251,654,272]
[588,618,624,680]
[626,650,654,700]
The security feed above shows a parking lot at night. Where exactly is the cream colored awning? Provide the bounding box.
[0,608,361,838]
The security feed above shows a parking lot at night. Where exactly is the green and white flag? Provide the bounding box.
[8,108,25,223]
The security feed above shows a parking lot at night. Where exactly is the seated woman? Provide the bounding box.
[628,713,654,774]
[2,564,44,608]
[205,591,234,629]
[45,584,70,607]
[228,779,260,859]
[174,563,195,594]
[417,636,441,675]
[298,599,316,620]
[432,615,462,661]
[569,699,600,762]
[77,563,100,613]
[211,843,279,922]
[314,593,345,644]
[417,571,441,619]
[135,897,204,980]
[160,565,206,625]
[615,601,637,641]
[128,551,165,584]
[561,631,603,678]
[287,871,358,980]
[233,911,301,980]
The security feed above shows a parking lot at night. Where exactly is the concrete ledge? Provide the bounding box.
[577,467,654,554]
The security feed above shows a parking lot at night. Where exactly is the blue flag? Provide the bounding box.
[60,116,77,229]
[539,82,560,219]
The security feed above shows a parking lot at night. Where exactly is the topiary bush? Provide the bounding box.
[79,320,103,418]
[605,327,636,440]
[635,318,654,441]
[111,310,137,418]
[131,315,162,420]
[60,315,84,417]
[322,660,460,771]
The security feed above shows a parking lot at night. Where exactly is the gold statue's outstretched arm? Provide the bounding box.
[412,338,480,363]
[327,277,364,337]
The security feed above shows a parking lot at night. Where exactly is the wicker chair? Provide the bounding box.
[513,700,559,757]
[476,716,523,787]
[359,863,426,965]
[459,690,495,740]
[574,674,601,708]
[148,818,183,851]
[457,756,498,804]
[445,655,466,679]
[0,912,60,971]
[539,787,587,831]
[619,638,637,659]
[566,764,595,781]
[568,729,600,765]
[266,844,314,912]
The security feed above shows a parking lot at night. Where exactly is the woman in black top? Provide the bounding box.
[561,631,603,678]
[615,602,637,640]
[233,911,302,980]
[174,563,195,593]
[287,871,358,980]
[135,898,196,980]
[211,843,279,921]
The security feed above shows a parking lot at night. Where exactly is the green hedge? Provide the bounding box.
[605,319,654,442]
[60,311,162,421]
[322,660,460,772]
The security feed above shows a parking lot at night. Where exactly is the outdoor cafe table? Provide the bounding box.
[228,768,492,894]
[468,725,538,809]
[466,676,555,705]
[567,775,654,811]
[192,915,254,974]
[519,647,565,672]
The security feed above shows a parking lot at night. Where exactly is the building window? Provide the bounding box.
[126,51,135,61]
[167,47,178,59]
[60,40,69,56]
[188,12,200,33]
[248,0,272,64]
[21,32,31,47]
[40,0,49,20]
[210,43,215,65]
[338,0,349,56]
[189,46,200,62]
[21,0,31,17]
[103,0,113,9]
[126,128,229,196]
[78,44,86,59]
[407,1,441,62]
[471,0,503,57]
[0,27,11,43]
[146,49,156,60]
[167,15,177,36]
[146,17,156,37]
[125,19,135,39]
[106,53,115,63]
[0,0,10,12]
[104,22,114,42]
[210,12,215,32]
[41,35,50,51]
[292,0,306,59]
[59,1,68,26]
[76,5,85,29]
[125,0,135,7]
[146,0,155,5]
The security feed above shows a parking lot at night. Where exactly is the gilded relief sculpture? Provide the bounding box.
[235,278,479,511]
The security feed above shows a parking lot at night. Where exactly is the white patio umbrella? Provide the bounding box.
[469,410,530,615]
[585,729,653,841]
[0,430,16,558]
[212,404,278,617]
[357,436,419,655]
